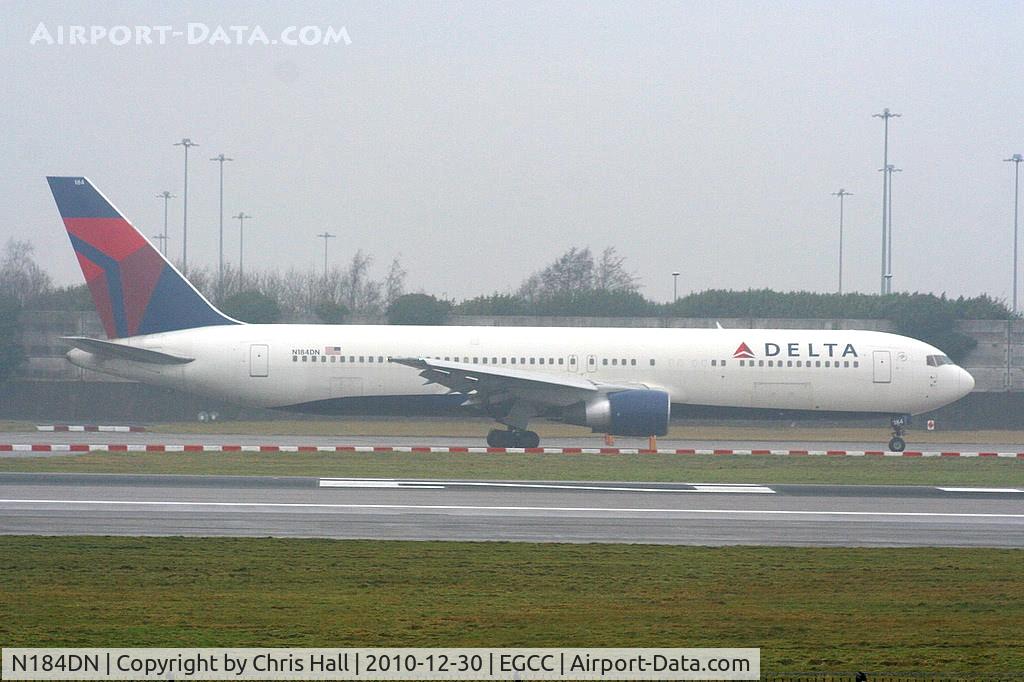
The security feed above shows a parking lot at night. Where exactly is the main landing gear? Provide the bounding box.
[888,414,909,452]
[486,428,541,448]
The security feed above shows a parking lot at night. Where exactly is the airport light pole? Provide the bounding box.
[873,108,900,294]
[155,191,176,257]
[233,212,253,285]
[152,233,169,254]
[173,138,198,273]
[210,153,233,297]
[831,189,852,294]
[671,272,680,303]
[317,232,336,276]
[1006,154,1023,314]
[883,165,901,294]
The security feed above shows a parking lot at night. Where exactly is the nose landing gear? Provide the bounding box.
[888,414,909,452]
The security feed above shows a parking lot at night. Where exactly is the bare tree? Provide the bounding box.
[0,240,53,306]
[594,246,639,292]
[383,257,407,308]
[518,246,640,300]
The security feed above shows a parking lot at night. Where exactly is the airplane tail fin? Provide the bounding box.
[46,176,239,339]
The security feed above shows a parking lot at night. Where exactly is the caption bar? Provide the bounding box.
[2,648,759,680]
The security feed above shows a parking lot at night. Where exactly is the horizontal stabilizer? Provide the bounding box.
[62,336,194,365]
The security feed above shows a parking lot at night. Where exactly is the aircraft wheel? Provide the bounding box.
[516,430,540,448]
[486,429,510,448]
[888,436,906,452]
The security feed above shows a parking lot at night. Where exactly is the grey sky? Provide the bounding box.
[2,1,1023,303]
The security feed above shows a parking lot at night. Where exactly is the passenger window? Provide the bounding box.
[368,356,374,363]
[758,360,764,367]
[359,356,365,363]
[612,359,618,366]
[602,359,608,366]
[292,356,298,362]
[302,356,308,362]
[844,361,850,368]
[558,358,564,365]
[321,356,327,363]
[473,357,479,363]
[711,360,717,367]
[539,358,545,365]
[340,356,346,363]
[520,357,526,364]
[815,361,821,367]
[721,360,726,367]
[482,357,488,364]
[854,361,860,368]
[511,358,517,364]
[379,356,384,363]
[330,356,336,363]
[786,360,792,367]
[492,357,497,364]
[649,359,656,366]
[502,357,507,364]
[630,359,636,366]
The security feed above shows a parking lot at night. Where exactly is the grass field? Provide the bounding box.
[0,451,1022,485]
[0,537,1020,674]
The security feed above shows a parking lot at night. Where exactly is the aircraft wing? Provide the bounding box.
[62,336,195,365]
[389,356,637,411]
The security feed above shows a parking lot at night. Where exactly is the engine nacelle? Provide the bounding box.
[562,389,670,436]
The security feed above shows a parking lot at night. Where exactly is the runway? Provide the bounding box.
[0,472,1021,547]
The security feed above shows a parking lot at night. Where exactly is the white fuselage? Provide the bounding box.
[66,324,974,417]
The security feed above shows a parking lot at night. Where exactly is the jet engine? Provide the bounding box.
[561,389,670,436]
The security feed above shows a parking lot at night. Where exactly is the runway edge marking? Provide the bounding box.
[2,444,1024,458]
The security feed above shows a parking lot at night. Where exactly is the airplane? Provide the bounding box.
[46,176,975,452]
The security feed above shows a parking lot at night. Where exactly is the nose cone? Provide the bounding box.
[958,366,975,398]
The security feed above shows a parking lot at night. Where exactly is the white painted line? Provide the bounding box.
[0,498,1022,519]
[691,485,775,494]
[319,480,444,489]
[317,479,776,494]
[938,487,1024,493]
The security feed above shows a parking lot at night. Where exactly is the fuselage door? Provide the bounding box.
[250,344,269,377]
[568,354,579,373]
[586,354,597,373]
[872,350,891,383]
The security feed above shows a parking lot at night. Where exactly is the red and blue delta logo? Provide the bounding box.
[732,342,755,359]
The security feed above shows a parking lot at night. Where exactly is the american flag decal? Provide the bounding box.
[325,346,342,355]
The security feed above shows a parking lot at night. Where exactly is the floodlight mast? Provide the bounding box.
[831,189,852,294]
[173,138,198,273]
[872,109,900,294]
[210,153,234,296]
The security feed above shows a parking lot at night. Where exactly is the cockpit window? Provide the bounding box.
[926,354,953,367]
